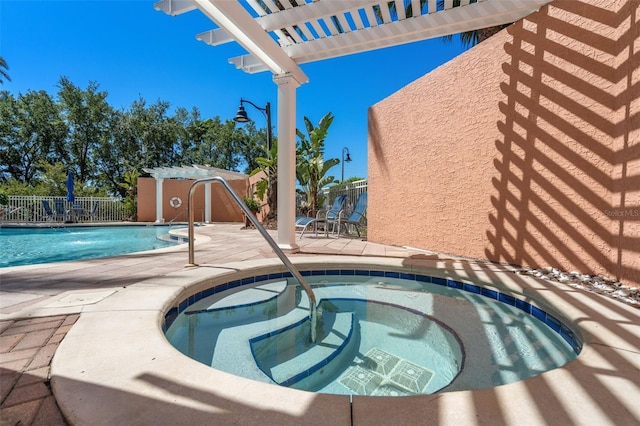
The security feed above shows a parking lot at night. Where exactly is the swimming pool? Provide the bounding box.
[0,225,185,267]
[164,269,581,396]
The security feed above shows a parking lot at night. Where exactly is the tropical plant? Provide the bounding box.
[0,57,10,84]
[443,24,509,48]
[119,170,138,221]
[242,195,261,227]
[243,196,261,213]
[296,112,340,216]
[250,140,278,219]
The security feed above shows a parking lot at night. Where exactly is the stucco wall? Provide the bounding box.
[368,0,639,287]
[137,177,249,223]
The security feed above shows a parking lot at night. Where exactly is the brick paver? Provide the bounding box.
[0,314,78,426]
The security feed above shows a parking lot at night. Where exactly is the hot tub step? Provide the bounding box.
[250,311,358,387]
[182,280,298,325]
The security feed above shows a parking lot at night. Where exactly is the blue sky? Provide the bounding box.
[1,0,468,180]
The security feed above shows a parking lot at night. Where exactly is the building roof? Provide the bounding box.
[142,165,249,180]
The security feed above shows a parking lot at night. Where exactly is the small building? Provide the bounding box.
[138,165,255,223]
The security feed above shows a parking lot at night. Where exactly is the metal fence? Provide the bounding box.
[323,179,367,211]
[322,179,368,233]
[0,195,126,223]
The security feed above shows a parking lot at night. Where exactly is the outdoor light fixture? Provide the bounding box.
[234,98,272,154]
[341,147,352,182]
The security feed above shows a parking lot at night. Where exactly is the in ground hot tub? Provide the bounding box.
[164,268,581,396]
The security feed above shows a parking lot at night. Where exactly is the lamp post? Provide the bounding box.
[234,98,272,155]
[341,147,352,183]
[234,98,275,216]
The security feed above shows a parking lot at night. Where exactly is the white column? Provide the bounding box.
[155,177,165,223]
[204,182,212,223]
[274,73,300,251]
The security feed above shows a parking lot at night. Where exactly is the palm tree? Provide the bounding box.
[296,113,340,216]
[443,24,510,48]
[0,57,10,84]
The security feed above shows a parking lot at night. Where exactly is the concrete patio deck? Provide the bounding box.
[1,223,639,425]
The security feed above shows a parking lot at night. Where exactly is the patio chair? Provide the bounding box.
[52,198,69,222]
[42,200,64,222]
[340,192,367,237]
[78,201,99,222]
[295,194,347,238]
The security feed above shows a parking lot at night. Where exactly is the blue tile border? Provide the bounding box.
[431,276,446,286]
[447,280,464,289]
[163,268,582,355]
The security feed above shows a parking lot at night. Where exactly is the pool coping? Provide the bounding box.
[49,255,640,425]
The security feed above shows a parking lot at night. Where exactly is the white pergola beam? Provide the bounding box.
[229,0,550,74]
[158,0,551,71]
[283,0,549,64]
[257,0,375,31]
[153,0,196,16]
[191,0,308,85]
[196,29,234,46]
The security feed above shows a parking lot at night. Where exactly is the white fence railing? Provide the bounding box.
[0,195,126,223]
[319,180,368,236]
[322,179,368,213]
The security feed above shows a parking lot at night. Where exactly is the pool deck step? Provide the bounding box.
[251,311,357,387]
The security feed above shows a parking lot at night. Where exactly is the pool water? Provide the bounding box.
[0,225,185,267]
[164,273,580,396]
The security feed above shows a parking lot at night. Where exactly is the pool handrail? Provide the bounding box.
[187,176,318,343]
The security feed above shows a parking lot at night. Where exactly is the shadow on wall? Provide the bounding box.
[486,0,639,285]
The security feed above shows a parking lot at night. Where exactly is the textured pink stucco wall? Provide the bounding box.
[368,0,639,287]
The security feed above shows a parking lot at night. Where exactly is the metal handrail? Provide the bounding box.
[187,176,318,343]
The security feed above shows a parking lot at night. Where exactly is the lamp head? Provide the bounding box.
[234,105,251,123]
[345,152,352,162]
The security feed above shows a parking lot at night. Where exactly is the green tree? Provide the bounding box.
[173,106,201,164]
[200,117,241,170]
[0,90,67,184]
[0,74,276,198]
[35,162,72,196]
[296,112,339,215]
[0,57,10,84]
[97,97,180,197]
[94,108,132,197]
[235,121,269,174]
[57,77,112,183]
[124,97,182,170]
[0,161,109,197]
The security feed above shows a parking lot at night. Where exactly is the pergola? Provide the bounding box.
[154,0,551,250]
[143,165,248,223]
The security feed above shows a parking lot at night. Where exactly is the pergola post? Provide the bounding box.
[155,177,164,223]
[274,73,300,251]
